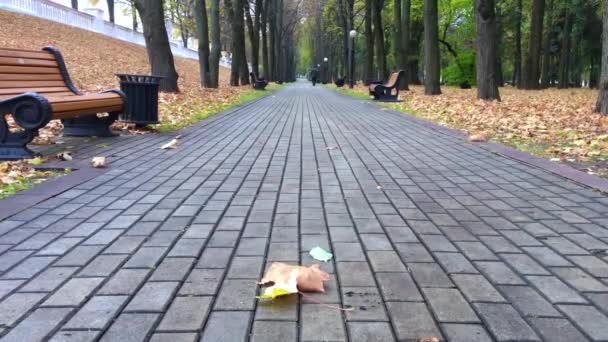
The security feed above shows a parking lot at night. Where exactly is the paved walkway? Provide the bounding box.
[2,83,608,342]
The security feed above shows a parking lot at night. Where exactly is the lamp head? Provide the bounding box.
[349,30,357,38]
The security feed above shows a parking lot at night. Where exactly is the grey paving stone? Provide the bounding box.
[376,272,423,301]
[83,229,122,245]
[207,231,239,247]
[149,333,197,342]
[473,303,540,342]
[63,295,128,329]
[267,242,299,261]
[19,267,78,292]
[0,251,33,272]
[422,288,479,323]
[103,236,147,254]
[50,330,100,342]
[100,313,159,342]
[347,322,395,342]
[200,311,251,342]
[336,262,376,286]
[55,245,104,266]
[522,246,573,266]
[395,243,434,262]
[551,267,608,292]
[1,308,72,342]
[79,254,128,277]
[475,261,525,285]
[498,285,561,317]
[251,321,297,342]
[98,269,150,295]
[526,275,588,304]
[42,277,104,307]
[0,292,46,327]
[359,234,392,250]
[420,234,458,252]
[367,251,407,272]
[434,252,478,274]
[157,296,212,331]
[529,317,590,342]
[501,253,550,275]
[179,269,223,296]
[150,257,195,281]
[558,305,608,341]
[214,279,257,310]
[256,294,299,321]
[342,287,388,321]
[408,262,454,288]
[452,274,505,302]
[197,247,233,268]
[479,235,521,253]
[455,241,498,261]
[301,304,346,341]
[386,302,443,341]
[568,255,608,277]
[227,256,264,279]
[123,247,167,268]
[0,280,24,300]
[125,281,179,312]
[442,324,493,342]
[1,256,56,279]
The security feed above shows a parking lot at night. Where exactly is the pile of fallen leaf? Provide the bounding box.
[0,159,59,197]
[350,84,606,161]
[0,10,247,143]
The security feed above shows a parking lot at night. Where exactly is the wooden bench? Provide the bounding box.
[0,46,125,160]
[250,72,268,90]
[368,70,405,101]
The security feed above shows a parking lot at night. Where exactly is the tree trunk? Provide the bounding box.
[540,0,553,87]
[364,0,374,84]
[558,7,572,89]
[268,0,275,81]
[107,0,115,23]
[134,0,179,92]
[513,0,522,86]
[372,0,387,80]
[475,0,501,100]
[71,0,78,10]
[595,0,608,113]
[226,0,239,86]
[209,0,221,87]
[131,1,138,31]
[400,0,411,90]
[522,0,545,89]
[245,0,259,75]
[195,0,211,87]
[423,0,441,94]
[394,0,402,80]
[261,0,270,79]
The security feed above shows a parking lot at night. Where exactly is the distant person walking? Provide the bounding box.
[310,66,319,86]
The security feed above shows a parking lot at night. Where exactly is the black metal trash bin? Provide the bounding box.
[116,74,163,126]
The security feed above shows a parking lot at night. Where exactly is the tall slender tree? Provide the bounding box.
[364,0,374,84]
[540,0,554,87]
[134,0,180,92]
[194,0,211,87]
[400,0,411,90]
[595,0,608,113]
[71,0,78,10]
[209,0,221,87]
[107,0,115,23]
[475,0,500,100]
[372,0,387,80]
[558,5,573,89]
[513,0,522,86]
[423,0,441,94]
[522,0,545,89]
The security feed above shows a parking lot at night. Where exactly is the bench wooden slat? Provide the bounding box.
[0,74,64,81]
[0,80,66,88]
[0,87,71,96]
[53,105,123,119]
[0,66,61,74]
[52,97,123,112]
[0,57,58,68]
[46,93,121,103]
[0,48,55,60]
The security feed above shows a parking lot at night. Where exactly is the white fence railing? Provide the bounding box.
[0,0,200,60]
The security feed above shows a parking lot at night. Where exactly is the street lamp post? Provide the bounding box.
[348,30,357,88]
[323,57,328,83]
